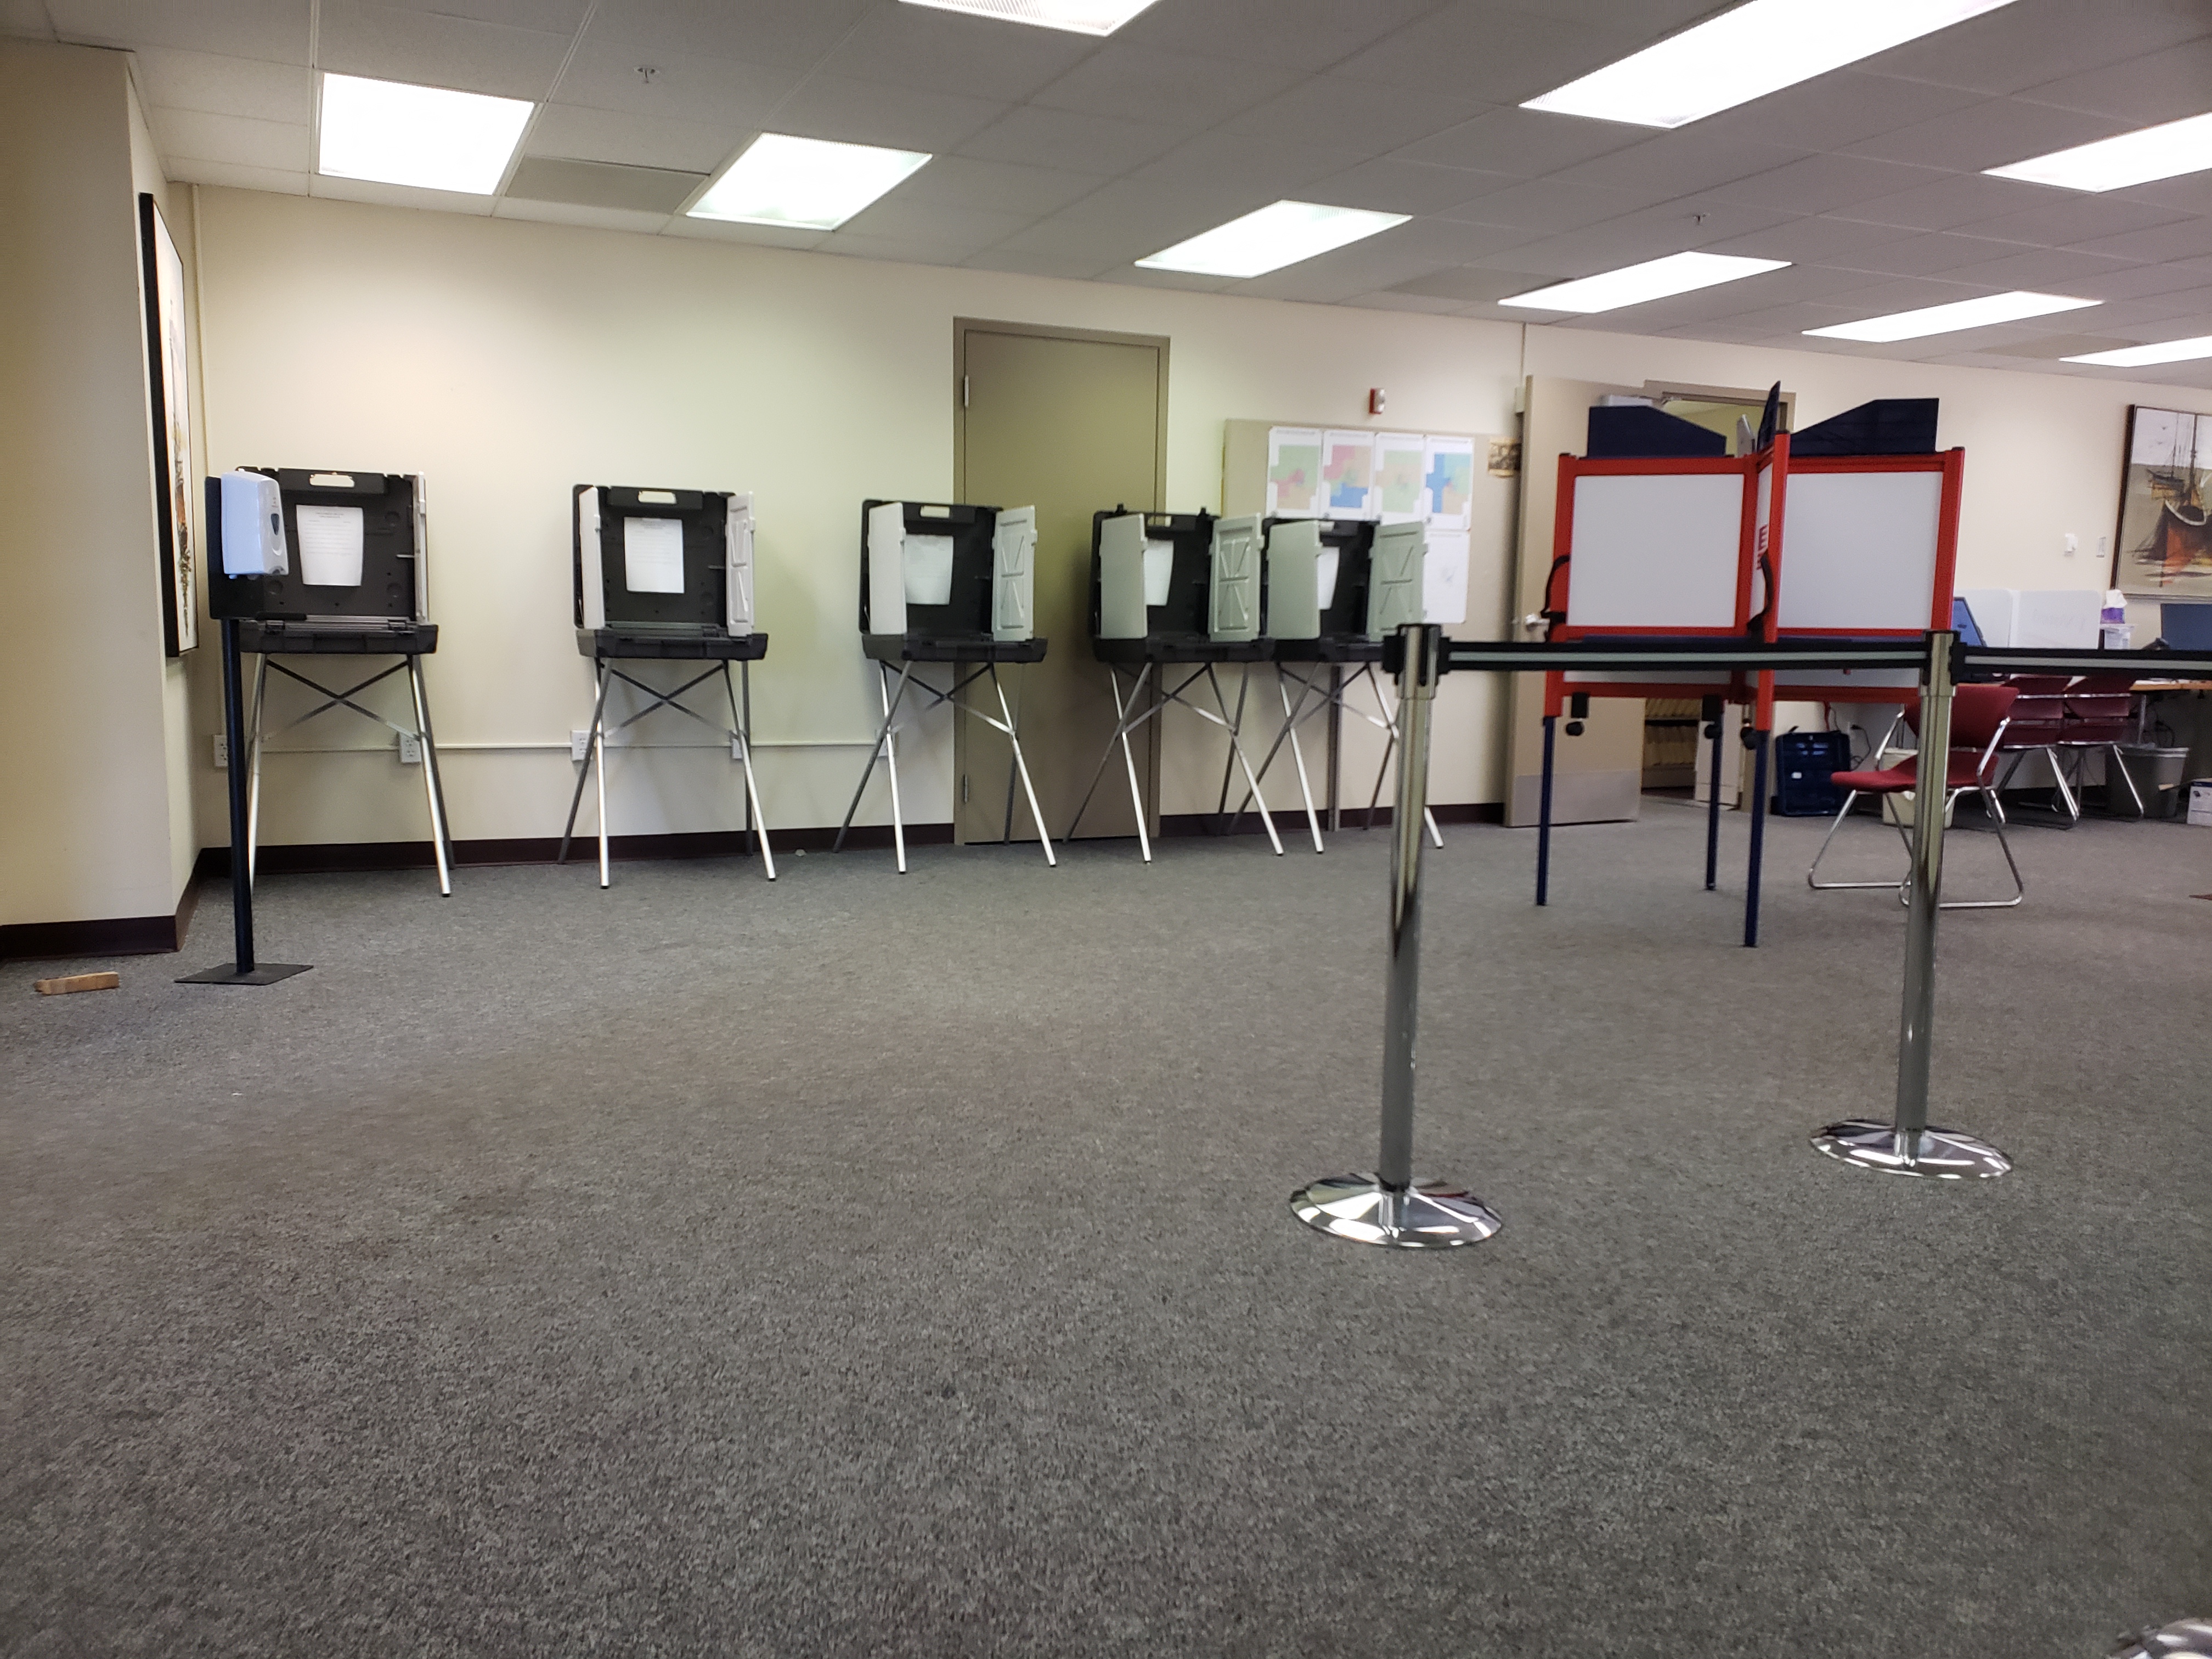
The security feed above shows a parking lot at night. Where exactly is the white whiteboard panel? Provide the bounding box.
[1778,471,1942,633]
[1567,473,1743,631]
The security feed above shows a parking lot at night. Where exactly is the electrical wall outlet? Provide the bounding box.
[212,733,227,770]
[571,729,591,761]
[398,733,422,765]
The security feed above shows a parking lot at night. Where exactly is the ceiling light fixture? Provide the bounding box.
[1805,291,2099,342]
[898,0,1163,36]
[1985,110,2212,192]
[1136,201,1411,279]
[688,133,933,230]
[1499,251,1790,313]
[1522,0,2017,129]
[317,72,533,194]
[2062,335,2212,368]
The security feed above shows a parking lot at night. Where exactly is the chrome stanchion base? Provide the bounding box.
[1290,1174,1502,1248]
[1810,1119,2011,1179]
[2111,1619,2212,1658]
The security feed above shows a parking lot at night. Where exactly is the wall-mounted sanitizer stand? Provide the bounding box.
[560,489,775,888]
[1068,511,1291,861]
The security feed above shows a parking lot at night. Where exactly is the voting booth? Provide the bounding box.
[560,484,774,888]
[1536,398,1963,943]
[206,466,454,895]
[835,499,1051,872]
[1065,509,1290,860]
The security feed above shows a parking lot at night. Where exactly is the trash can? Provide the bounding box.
[2113,744,2192,818]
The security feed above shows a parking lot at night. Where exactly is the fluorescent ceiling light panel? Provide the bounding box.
[689,133,932,230]
[1136,201,1410,279]
[2062,335,2212,368]
[1523,0,2017,129]
[1805,291,2098,342]
[317,72,533,195]
[1986,110,2212,192]
[898,0,1161,33]
[1500,252,1789,313]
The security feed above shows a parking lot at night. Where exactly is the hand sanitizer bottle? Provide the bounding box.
[2101,589,2132,651]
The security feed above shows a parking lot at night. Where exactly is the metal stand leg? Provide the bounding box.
[1208,664,1282,855]
[834,662,915,871]
[1814,630,2009,1180]
[1293,624,1499,1250]
[1744,728,1769,947]
[177,618,309,988]
[1536,714,1556,907]
[594,673,611,890]
[2112,1618,2212,1657]
[245,654,268,892]
[725,663,775,880]
[1702,696,1722,893]
[1279,669,1325,854]
[559,663,610,870]
[991,664,1056,867]
[407,655,453,897]
[1326,665,1343,833]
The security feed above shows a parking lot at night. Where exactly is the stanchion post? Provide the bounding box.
[1291,624,1500,1248]
[1702,695,1722,892]
[1812,629,2005,1177]
[178,618,310,988]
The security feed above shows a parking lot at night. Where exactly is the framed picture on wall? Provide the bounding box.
[2112,404,2212,599]
[138,191,198,655]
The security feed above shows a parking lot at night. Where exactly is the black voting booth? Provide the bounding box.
[834,498,1051,872]
[1065,507,1289,860]
[560,484,774,888]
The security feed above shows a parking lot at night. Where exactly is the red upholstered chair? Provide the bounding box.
[1807,684,2024,910]
[1991,675,2080,825]
[2059,674,2146,816]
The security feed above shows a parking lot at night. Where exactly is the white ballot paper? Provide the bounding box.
[1143,540,1175,606]
[903,534,955,606]
[623,516,685,594]
[295,504,364,587]
[1424,529,1470,626]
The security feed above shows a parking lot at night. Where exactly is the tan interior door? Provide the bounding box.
[955,323,1165,843]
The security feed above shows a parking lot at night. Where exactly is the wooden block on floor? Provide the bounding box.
[33,972,120,996]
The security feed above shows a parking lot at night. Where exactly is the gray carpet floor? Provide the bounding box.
[3,803,2208,1658]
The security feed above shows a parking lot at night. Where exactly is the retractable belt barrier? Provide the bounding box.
[1295,628,2212,1248]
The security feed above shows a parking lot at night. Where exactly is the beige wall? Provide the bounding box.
[0,39,198,931]
[193,188,1526,847]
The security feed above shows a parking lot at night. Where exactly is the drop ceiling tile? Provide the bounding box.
[1393,106,1644,178]
[814,229,998,265]
[1929,247,2141,291]
[507,155,703,211]
[1126,129,1368,197]
[1054,176,1269,247]
[1215,77,1493,159]
[1,0,55,33]
[552,40,790,128]
[770,74,1008,154]
[45,0,308,64]
[816,4,1095,101]
[1391,264,1559,303]
[1553,132,1810,196]
[1697,263,1889,304]
[130,46,311,124]
[1111,0,1444,75]
[317,2,572,99]
[1356,289,1479,317]
[374,0,586,30]
[956,104,1183,174]
[491,196,670,234]
[894,156,1108,217]
[524,101,748,172]
[2012,36,2212,122]
[990,213,1157,267]
[836,195,1036,248]
[1032,44,1299,129]
[1710,153,1952,216]
[1671,300,1875,336]
[2071,219,2212,264]
[1579,198,1798,250]
[1332,1,1646,102]
[1845,95,2128,173]
[2107,171,2212,219]
[151,105,308,170]
[1694,71,1985,154]
[1701,216,1918,266]
[1825,230,2035,276]
[163,156,311,194]
[1236,242,1455,305]
[662,215,826,252]
[1863,1,2211,96]
[583,0,875,72]
[1836,172,2057,232]
[1381,218,1542,263]
[1803,274,1996,315]
[309,172,499,215]
[1494,0,1715,29]
[1303,158,1519,216]
[1956,196,2190,248]
[2061,263,2212,302]
[1431,176,1647,235]
[958,246,1118,281]
[1091,265,1238,294]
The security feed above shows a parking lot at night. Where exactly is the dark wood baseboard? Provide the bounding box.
[190,822,956,879]
[1,871,204,963]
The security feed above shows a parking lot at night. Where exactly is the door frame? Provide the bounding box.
[950,319,1171,844]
